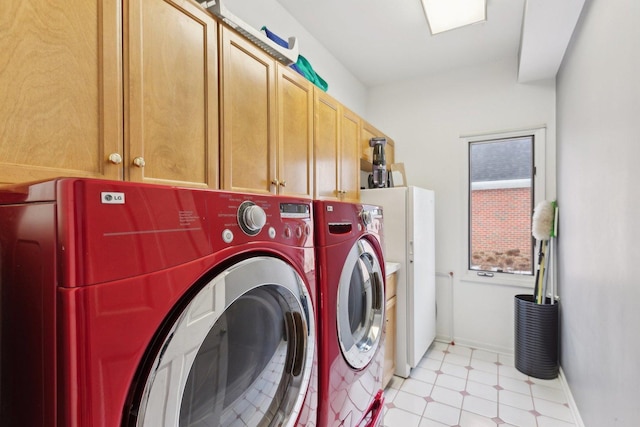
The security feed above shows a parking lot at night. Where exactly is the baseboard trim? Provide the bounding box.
[558,366,585,427]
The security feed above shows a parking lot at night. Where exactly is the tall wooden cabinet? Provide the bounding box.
[219,26,275,195]
[340,108,360,201]
[220,26,313,198]
[126,0,219,188]
[0,0,219,188]
[314,90,359,202]
[0,0,122,185]
[277,65,315,198]
[383,271,398,388]
[3,1,393,195]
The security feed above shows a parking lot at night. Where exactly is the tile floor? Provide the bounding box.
[383,342,577,427]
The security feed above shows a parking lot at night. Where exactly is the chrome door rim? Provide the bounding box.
[336,239,385,369]
[134,256,315,427]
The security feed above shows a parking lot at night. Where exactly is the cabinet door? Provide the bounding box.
[278,65,313,198]
[340,107,360,202]
[127,0,219,188]
[313,90,340,200]
[220,26,276,194]
[383,295,397,388]
[0,0,122,184]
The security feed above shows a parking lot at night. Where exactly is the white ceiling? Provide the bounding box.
[273,0,584,87]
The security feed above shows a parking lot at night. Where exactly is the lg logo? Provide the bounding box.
[101,192,125,204]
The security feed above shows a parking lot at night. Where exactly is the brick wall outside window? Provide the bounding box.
[470,187,532,272]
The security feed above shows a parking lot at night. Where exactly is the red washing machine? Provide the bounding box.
[314,201,385,427]
[0,178,317,427]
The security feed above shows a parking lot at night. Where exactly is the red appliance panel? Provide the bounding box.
[56,179,212,287]
[0,178,318,427]
[0,203,57,426]
[314,200,383,249]
[56,179,315,287]
[314,200,385,427]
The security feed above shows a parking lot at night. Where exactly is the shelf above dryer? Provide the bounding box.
[197,0,299,65]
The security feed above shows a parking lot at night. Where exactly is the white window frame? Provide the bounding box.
[461,127,546,288]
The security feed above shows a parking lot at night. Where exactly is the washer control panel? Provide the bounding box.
[213,193,312,248]
[362,205,383,234]
[237,201,267,235]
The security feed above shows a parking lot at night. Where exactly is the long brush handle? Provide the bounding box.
[536,241,547,304]
[533,240,544,303]
[533,240,541,301]
[548,237,555,305]
[541,241,550,303]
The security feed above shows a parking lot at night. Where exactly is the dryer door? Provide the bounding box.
[337,238,385,369]
[132,256,315,427]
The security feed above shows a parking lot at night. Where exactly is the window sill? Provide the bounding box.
[461,270,534,289]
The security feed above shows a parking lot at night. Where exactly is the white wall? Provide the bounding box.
[223,0,368,115]
[556,0,640,425]
[366,58,556,352]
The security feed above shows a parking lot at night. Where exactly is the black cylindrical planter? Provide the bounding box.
[514,294,558,379]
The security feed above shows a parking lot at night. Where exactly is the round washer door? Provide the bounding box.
[336,238,385,369]
[134,256,315,427]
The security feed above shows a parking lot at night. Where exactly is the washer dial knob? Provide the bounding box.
[238,201,267,235]
[360,210,372,226]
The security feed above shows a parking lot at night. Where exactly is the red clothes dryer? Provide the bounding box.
[314,201,386,427]
[0,178,317,427]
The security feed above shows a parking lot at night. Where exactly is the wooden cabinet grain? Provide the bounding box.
[1,0,219,188]
[220,26,313,197]
[383,271,398,388]
[2,0,394,195]
[277,65,314,198]
[340,107,360,202]
[0,0,122,185]
[127,0,219,188]
[314,90,360,202]
[219,26,275,194]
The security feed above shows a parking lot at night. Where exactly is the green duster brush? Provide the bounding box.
[547,201,558,304]
[532,201,555,304]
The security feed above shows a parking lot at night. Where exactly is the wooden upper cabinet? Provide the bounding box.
[314,90,340,200]
[277,65,314,198]
[314,90,360,202]
[220,26,313,197]
[126,0,219,188]
[0,0,122,185]
[340,107,360,202]
[220,26,276,195]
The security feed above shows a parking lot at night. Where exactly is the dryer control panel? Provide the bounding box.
[314,200,383,248]
[213,192,313,249]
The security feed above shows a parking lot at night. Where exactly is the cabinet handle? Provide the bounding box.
[279,180,287,187]
[108,153,123,165]
[133,157,146,168]
[271,178,279,187]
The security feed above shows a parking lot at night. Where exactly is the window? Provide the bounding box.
[464,128,545,278]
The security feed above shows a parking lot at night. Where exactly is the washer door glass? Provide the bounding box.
[134,257,315,427]
[337,239,385,369]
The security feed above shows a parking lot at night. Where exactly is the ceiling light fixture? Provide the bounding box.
[421,0,487,35]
